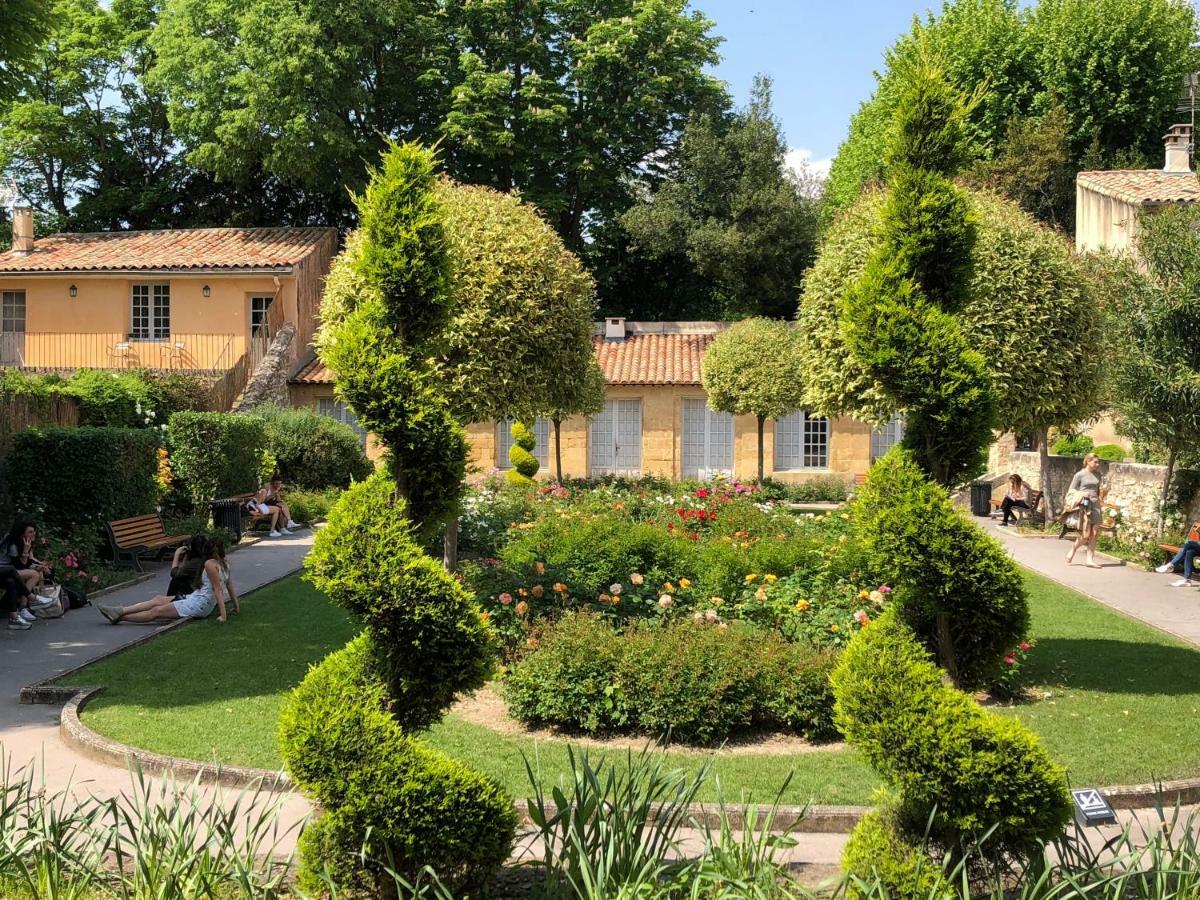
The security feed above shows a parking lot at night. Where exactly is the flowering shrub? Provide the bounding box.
[990,640,1035,701]
[730,573,892,650]
[505,611,838,744]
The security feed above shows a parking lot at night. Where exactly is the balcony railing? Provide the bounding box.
[0,333,239,372]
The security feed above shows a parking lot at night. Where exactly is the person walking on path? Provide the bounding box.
[1064,453,1104,569]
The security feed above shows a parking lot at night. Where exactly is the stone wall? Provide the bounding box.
[1004,451,1200,530]
[235,323,295,411]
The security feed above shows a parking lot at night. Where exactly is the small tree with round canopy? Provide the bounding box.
[701,317,807,482]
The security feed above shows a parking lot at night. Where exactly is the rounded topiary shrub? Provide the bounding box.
[506,420,539,486]
[853,448,1028,689]
[832,608,1071,862]
[278,633,515,896]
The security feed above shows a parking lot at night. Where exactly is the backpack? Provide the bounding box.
[63,585,90,610]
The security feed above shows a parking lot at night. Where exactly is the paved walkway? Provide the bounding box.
[987,519,1200,647]
[0,531,316,833]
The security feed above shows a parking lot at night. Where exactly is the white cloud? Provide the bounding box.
[786,147,833,181]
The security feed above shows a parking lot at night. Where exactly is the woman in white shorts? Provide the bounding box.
[100,542,233,624]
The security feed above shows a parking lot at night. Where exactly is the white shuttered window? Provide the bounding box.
[682,398,733,478]
[774,411,830,470]
[590,399,642,476]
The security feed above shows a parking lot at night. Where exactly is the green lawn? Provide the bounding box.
[67,569,1200,806]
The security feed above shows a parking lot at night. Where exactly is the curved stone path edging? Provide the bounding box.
[58,685,1200,833]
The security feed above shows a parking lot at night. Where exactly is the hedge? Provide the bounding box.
[167,412,269,505]
[6,427,159,552]
[247,404,372,489]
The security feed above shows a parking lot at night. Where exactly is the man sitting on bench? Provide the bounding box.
[1156,524,1200,587]
[248,476,299,538]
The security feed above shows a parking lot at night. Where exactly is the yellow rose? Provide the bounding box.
[745,574,758,583]
[764,574,778,584]
[679,578,692,589]
[795,599,810,612]
[830,624,840,633]
[663,582,676,593]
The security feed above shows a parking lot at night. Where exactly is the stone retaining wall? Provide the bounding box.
[1004,452,1200,530]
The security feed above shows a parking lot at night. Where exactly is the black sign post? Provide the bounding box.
[1071,788,1117,827]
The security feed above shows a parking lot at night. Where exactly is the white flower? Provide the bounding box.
[609,582,623,595]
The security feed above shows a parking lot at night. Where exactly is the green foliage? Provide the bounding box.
[825,0,1198,228]
[246,404,371,489]
[832,608,1072,864]
[756,476,851,503]
[277,633,515,896]
[1094,444,1127,463]
[281,487,343,525]
[61,370,154,428]
[1103,209,1200,492]
[505,612,838,744]
[702,318,807,422]
[800,187,1103,447]
[1050,433,1094,457]
[318,143,467,532]
[0,369,208,428]
[842,799,952,900]
[621,75,820,319]
[0,0,46,100]
[838,47,995,486]
[435,181,598,425]
[7,427,159,553]
[506,421,540,487]
[166,412,268,504]
[853,449,1029,688]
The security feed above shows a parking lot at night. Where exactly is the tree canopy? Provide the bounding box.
[0,0,47,100]
[701,317,806,480]
[621,76,820,319]
[825,0,1198,229]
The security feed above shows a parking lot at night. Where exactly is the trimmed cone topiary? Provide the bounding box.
[278,143,514,896]
[506,420,539,486]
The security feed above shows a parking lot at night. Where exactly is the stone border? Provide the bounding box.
[56,685,1200,832]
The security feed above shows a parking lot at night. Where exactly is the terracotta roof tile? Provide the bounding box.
[0,226,335,274]
[1076,170,1200,204]
[592,333,713,385]
[290,331,719,387]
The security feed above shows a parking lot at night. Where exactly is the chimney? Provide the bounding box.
[1164,123,1192,174]
[604,316,626,340]
[11,202,33,254]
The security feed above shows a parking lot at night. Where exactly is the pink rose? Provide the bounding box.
[878,585,892,594]
[854,610,870,626]
[658,594,673,610]
[704,609,718,623]
[499,592,513,605]
[696,488,709,499]
[91,576,99,584]
[1019,642,1031,651]
[1004,657,1016,666]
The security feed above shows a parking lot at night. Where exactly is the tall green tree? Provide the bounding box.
[1104,206,1200,509]
[621,76,819,319]
[840,41,995,488]
[0,0,47,100]
[701,318,807,481]
[151,0,452,225]
[825,0,1198,228]
[442,0,725,249]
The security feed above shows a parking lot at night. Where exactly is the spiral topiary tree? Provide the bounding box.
[839,38,996,487]
[506,420,540,486]
[278,142,515,895]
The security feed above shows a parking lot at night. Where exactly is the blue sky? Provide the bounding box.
[690,0,936,176]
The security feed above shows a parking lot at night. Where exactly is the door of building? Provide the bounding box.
[590,399,642,476]
[682,398,733,478]
[0,290,26,365]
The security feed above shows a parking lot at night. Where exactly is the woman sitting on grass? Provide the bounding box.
[100,539,235,624]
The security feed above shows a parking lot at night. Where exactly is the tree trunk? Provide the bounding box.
[1161,445,1178,535]
[757,416,765,482]
[443,518,459,572]
[1038,428,1054,520]
[554,418,563,483]
[936,613,961,688]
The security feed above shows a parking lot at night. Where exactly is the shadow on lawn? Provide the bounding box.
[1029,637,1200,695]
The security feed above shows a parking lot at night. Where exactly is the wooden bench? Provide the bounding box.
[1157,527,1200,565]
[105,514,191,571]
[989,489,1044,524]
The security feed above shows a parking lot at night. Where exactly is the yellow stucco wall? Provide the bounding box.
[0,274,298,370]
[459,384,872,482]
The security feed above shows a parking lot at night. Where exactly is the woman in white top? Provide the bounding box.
[998,474,1031,527]
[99,540,234,624]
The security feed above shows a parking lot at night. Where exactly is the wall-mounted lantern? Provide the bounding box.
[202,285,211,298]
[68,284,77,298]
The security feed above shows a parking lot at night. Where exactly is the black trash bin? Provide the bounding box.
[969,482,992,517]
[210,498,244,540]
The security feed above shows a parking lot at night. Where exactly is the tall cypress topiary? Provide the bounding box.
[278,143,515,895]
[840,39,996,487]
